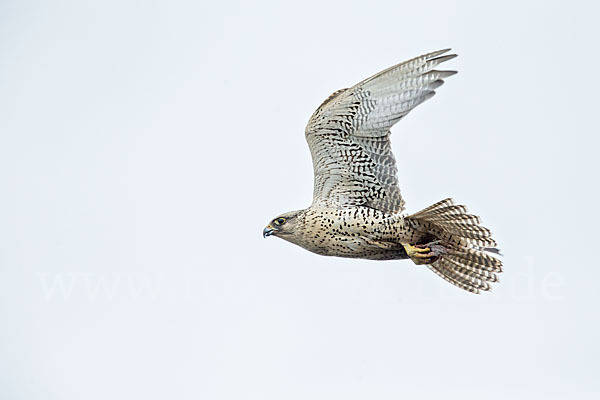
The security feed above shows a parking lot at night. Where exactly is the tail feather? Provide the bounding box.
[443,255,499,282]
[445,248,503,273]
[434,226,496,248]
[410,198,455,216]
[424,204,469,217]
[427,213,481,224]
[438,259,492,291]
[430,261,490,293]
[407,198,502,294]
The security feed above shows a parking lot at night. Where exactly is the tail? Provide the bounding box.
[407,198,503,294]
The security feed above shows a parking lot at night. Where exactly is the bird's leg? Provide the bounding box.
[402,243,439,265]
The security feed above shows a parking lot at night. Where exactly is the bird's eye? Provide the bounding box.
[275,217,286,225]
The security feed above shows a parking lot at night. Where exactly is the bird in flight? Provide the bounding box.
[263,49,502,293]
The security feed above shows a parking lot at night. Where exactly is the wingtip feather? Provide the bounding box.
[428,48,453,58]
[431,54,458,63]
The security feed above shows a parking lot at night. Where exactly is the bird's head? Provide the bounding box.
[263,210,304,242]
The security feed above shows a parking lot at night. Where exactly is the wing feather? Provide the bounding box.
[306,49,457,212]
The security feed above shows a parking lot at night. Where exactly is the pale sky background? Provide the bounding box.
[1,0,599,399]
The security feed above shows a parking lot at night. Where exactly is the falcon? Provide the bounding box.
[263,49,502,293]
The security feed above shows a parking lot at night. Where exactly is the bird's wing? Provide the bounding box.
[305,49,457,213]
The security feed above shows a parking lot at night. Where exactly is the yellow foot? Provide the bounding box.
[402,243,438,265]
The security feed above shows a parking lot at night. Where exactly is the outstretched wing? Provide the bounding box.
[306,49,457,213]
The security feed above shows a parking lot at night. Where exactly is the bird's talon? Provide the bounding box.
[402,243,438,265]
[413,251,433,258]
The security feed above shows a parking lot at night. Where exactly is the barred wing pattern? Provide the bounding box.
[305,49,457,214]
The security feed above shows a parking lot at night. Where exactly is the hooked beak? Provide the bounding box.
[263,225,275,238]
